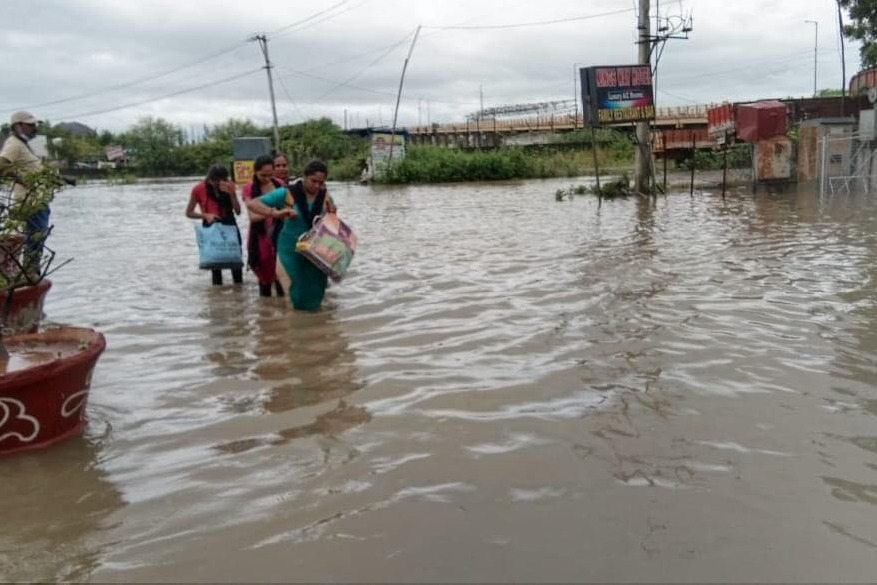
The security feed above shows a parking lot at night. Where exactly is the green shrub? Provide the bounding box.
[381,144,634,184]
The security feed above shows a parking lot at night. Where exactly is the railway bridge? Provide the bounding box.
[404,105,710,149]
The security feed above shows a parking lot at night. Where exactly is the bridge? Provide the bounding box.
[405,105,711,148]
[401,96,870,152]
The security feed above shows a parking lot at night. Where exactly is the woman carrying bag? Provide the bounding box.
[185,164,243,286]
[246,159,337,311]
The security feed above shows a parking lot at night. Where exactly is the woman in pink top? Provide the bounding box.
[242,155,283,297]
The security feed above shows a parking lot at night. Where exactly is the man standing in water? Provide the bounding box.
[0,111,52,269]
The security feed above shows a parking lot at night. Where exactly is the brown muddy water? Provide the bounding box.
[1,178,876,582]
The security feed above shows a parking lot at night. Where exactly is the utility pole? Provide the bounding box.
[479,84,484,119]
[805,20,818,97]
[344,108,348,131]
[251,34,280,153]
[388,25,422,165]
[635,0,651,194]
[837,1,847,115]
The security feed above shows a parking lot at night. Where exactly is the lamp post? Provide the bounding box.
[805,19,818,97]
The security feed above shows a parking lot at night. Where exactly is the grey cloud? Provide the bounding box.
[0,0,862,131]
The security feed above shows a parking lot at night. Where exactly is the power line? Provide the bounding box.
[301,0,374,32]
[423,7,635,30]
[4,42,249,114]
[313,30,416,101]
[276,65,480,108]
[657,88,700,104]
[4,2,364,115]
[661,48,833,84]
[276,74,309,122]
[55,68,262,120]
[268,0,350,37]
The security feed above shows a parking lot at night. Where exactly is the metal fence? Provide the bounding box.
[819,133,877,196]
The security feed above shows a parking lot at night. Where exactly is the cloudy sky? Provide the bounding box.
[0,0,863,134]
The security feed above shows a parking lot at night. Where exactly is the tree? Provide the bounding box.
[42,122,103,168]
[839,0,877,67]
[278,118,366,170]
[204,118,264,142]
[818,88,845,96]
[119,117,184,174]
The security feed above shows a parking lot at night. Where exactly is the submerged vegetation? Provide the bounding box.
[554,173,634,200]
[26,115,754,185]
[382,129,635,184]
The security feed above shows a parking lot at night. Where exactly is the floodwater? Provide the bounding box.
[1,177,877,582]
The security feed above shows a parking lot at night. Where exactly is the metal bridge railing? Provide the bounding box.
[406,104,714,135]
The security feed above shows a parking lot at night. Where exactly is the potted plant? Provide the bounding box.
[0,168,106,456]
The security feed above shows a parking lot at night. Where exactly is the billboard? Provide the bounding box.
[233,160,255,185]
[370,132,405,178]
[580,65,655,127]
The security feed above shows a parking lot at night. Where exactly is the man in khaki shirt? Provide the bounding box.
[0,111,50,268]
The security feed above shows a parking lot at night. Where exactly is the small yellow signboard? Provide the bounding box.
[233,160,254,185]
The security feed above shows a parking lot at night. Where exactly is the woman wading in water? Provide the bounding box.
[242,155,284,297]
[185,164,242,285]
[246,159,337,310]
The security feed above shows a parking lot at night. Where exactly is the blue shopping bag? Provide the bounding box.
[194,222,243,269]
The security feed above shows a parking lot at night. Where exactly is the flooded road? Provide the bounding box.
[2,177,876,581]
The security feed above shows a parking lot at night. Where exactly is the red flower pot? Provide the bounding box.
[0,326,106,456]
[0,279,52,334]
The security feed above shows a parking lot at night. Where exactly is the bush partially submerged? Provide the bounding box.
[555,173,633,200]
[0,168,70,291]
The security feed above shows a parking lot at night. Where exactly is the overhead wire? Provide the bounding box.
[4,2,361,116]
[292,4,650,114]
[4,42,250,113]
[275,74,310,122]
[661,48,835,85]
[267,0,350,37]
[55,68,263,120]
[276,65,479,107]
[299,0,374,32]
[312,29,416,101]
[422,7,635,31]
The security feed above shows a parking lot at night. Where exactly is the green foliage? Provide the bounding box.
[104,168,137,185]
[818,88,845,97]
[205,118,264,142]
[554,173,632,200]
[278,118,369,176]
[678,144,752,171]
[329,155,366,181]
[120,116,185,174]
[839,0,877,67]
[381,144,633,184]
[177,140,233,176]
[177,118,266,173]
[557,128,634,152]
[0,168,62,291]
[42,122,103,168]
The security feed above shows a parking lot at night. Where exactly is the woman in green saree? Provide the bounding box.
[246,160,337,311]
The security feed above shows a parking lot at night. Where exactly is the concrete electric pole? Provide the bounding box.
[252,34,281,154]
[635,0,652,194]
